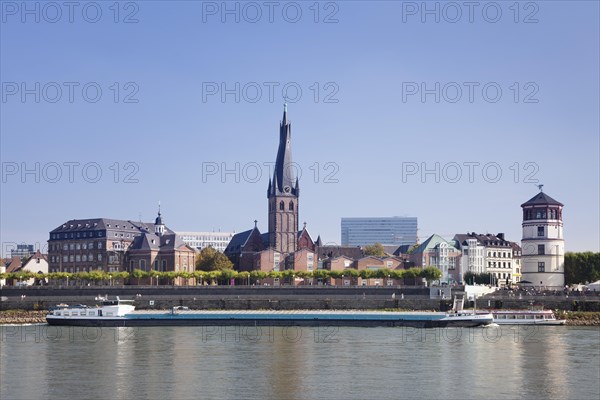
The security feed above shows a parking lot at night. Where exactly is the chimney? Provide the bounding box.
[497,233,505,240]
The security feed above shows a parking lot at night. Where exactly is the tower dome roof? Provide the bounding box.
[521,192,563,207]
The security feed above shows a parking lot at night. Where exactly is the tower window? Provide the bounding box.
[538,262,545,272]
[537,226,544,237]
[279,201,284,210]
[538,244,545,255]
[289,201,294,211]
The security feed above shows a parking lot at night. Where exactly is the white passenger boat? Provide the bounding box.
[46,297,494,328]
[490,309,566,325]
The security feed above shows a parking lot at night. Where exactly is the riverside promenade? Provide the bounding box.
[2,286,599,313]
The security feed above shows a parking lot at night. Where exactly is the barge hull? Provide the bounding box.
[46,317,490,328]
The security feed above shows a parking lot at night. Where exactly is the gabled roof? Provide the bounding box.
[5,257,23,273]
[412,234,459,254]
[521,192,563,207]
[225,229,254,253]
[128,233,189,252]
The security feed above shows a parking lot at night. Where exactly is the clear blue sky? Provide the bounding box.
[1,1,598,255]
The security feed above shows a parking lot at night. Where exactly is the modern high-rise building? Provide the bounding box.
[10,244,35,258]
[341,217,418,247]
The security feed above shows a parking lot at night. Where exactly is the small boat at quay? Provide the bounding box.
[489,309,566,325]
[46,297,494,328]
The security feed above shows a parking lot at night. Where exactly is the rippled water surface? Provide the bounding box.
[1,325,599,399]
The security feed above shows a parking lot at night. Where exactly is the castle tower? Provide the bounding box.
[267,104,299,254]
[520,187,564,289]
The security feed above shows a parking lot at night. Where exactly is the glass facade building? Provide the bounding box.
[341,217,418,247]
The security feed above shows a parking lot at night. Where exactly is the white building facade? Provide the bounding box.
[178,231,234,253]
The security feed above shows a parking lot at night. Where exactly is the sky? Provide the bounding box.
[1,0,599,256]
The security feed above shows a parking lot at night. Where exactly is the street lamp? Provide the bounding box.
[341,274,344,287]
[109,274,112,287]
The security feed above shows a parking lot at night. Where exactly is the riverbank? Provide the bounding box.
[2,309,600,326]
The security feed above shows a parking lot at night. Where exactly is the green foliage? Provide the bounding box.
[312,270,330,280]
[565,252,600,285]
[359,269,374,279]
[463,271,493,285]
[363,243,386,257]
[250,270,268,280]
[421,266,443,282]
[196,247,234,271]
[402,267,421,279]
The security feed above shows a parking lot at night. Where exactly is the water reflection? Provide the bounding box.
[1,325,598,400]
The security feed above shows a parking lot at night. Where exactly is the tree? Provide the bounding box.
[132,269,146,285]
[359,269,374,279]
[364,243,386,257]
[421,266,443,284]
[196,247,234,271]
[565,252,600,285]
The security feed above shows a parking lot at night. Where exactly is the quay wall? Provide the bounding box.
[1,287,599,312]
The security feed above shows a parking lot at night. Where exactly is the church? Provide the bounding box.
[224,106,322,274]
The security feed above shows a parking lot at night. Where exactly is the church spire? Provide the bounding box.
[154,201,165,236]
[270,103,297,196]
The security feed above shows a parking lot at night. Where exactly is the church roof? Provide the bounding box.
[521,192,563,207]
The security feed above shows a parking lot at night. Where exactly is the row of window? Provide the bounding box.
[51,266,103,273]
[524,208,560,221]
[269,200,295,211]
[488,261,512,269]
[58,254,102,263]
[49,242,104,252]
[51,231,104,240]
[487,251,512,258]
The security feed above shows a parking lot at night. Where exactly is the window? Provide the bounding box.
[63,244,68,251]
[82,243,87,250]
[75,255,81,262]
[76,243,81,250]
[289,201,294,211]
[162,260,167,271]
[98,254,102,261]
[538,245,545,255]
[537,226,544,237]
[140,259,146,269]
[69,255,74,262]
[69,243,75,250]
[97,242,103,249]
[129,260,134,270]
[279,201,284,210]
[538,262,545,272]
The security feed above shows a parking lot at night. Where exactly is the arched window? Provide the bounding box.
[289,201,294,211]
[279,201,284,210]
[162,260,167,271]
[140,259,146,270]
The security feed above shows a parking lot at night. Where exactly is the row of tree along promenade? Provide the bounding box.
[1,267,443,287]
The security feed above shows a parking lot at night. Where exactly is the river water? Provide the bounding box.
[1,324,598,400]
